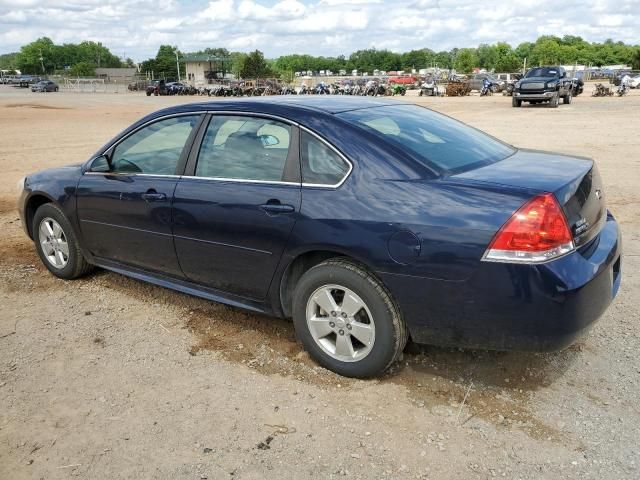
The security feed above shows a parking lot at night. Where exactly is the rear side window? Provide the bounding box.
[338,105,515,174]
[196,116,292,182]
[300,131,350,186]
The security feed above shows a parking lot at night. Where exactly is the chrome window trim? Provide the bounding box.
[180,175,299,186]
[203,111,353,188]
[298,126,353,189]
[205,110,300,126]
[84,109,354,189]
[84,172,181,178]
[84,112,203,176]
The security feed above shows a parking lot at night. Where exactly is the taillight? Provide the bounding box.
[483,193,574,263]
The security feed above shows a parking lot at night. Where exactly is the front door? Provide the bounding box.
[172,114,301,300]
[76,114,201,276]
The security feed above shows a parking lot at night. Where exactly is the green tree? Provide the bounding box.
[631,48,640,69]
[454,48,478,73]
[68,61,95,77]
[16,37,55,74]
[240,50,271,78]
[140,45,183,80]
[0,52,18,71]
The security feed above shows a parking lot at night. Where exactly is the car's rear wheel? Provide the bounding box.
[33,203,93,280]
[292,259,408,378]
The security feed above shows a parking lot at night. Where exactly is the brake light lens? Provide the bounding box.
[483,193,574,263]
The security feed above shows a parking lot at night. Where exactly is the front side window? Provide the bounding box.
[109,115,200,175]
[300,131,350,186]
[338,105,515,174]
[195,116,292,182]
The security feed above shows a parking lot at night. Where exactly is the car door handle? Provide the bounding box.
[260,202,295,214]
[141,191,166,202]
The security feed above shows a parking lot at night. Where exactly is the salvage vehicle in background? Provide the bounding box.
[468,73,505,93]
[31,80,59,92]
[513,66,574,107]
[146,79,167,96]
[388,75,418,87]
[18,97,621,378]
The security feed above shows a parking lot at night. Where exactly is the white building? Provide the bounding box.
[181,54,232,86]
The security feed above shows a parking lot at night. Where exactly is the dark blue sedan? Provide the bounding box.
[17,97,622,377]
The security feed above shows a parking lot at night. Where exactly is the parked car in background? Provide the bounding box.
[17,75,35,87]
[468,73,505,92]
[146,79,166,96]
[496,73,521,83]
[31,80,59,92]
[17,97,621,378]
[513,66,574,108]
[388,75,418,86]
[629,75,640,89]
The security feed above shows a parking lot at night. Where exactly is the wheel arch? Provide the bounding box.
[24,192,56,239]
[278,248,384,318]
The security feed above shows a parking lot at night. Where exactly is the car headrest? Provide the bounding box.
[225,132,263,152]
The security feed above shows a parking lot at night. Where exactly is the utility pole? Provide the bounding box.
[175,47,181,82]
[38,48,45,74]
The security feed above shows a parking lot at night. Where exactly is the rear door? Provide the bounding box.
[172,114,301,300]
[76,114,202,275]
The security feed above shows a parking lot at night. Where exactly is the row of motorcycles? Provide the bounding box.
[298,81,407,96]
[143,80,409,97]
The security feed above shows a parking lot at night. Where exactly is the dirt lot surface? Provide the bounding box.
[1,85,639,479]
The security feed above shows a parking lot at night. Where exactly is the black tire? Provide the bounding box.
[292,258,408,378]
[512,97,522,107]
[563,91,572,104]
[32,203,93,280]
[549,93,559,108]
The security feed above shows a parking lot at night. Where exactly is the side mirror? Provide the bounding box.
[89,154,111,173]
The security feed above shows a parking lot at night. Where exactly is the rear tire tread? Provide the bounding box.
[297,258,408,376]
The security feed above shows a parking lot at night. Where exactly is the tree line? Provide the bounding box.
[1,37,134,76]
[3,35,639,79]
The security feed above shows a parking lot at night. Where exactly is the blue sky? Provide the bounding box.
[0,0,638,61]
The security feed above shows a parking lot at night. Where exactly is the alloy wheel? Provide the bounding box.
[38,217,69,269]
[305,284,375,362]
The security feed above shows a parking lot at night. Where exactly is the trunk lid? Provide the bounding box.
[454,149,607,247]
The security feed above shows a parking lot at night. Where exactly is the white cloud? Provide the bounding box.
[0,0,637,62]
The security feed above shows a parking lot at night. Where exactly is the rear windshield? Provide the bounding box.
[337,105,515,174]
[526,67,559,78]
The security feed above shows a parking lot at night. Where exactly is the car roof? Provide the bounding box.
[152,96,399,120]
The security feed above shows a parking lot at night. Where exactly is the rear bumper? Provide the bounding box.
[514,91,556,101]
[380,213,622,351]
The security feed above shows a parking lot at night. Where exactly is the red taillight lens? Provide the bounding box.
[483,193,574,263]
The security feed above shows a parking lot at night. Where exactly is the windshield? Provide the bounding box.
[526,67,559,78]
[338,105,515,174]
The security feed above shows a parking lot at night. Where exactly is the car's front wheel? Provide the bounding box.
[512,97,522,107]
[563,91,572,104]
[33,203,93,280]
[292,259,408,378]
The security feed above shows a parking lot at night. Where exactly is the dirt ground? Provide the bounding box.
[0,84,639,480]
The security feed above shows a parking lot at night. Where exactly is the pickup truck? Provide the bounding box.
[513,66,574,108]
